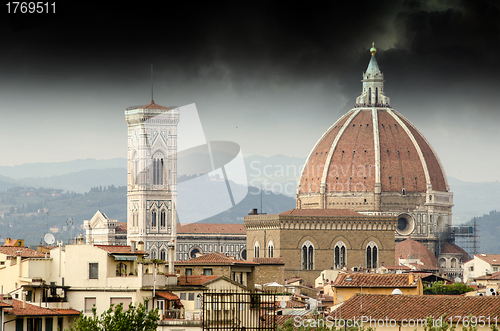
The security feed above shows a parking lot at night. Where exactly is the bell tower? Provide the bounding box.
[125,98,179,261]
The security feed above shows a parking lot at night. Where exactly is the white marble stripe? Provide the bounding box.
[372,108,381,185]
[391,109,449,190]
[297,110,355,194]
[386,109,431,188]
[320,109,362,190]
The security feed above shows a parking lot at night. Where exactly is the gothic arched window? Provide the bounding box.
[153,152,164,186]
[366,242,378,268]
[334,241,346,269]
[301,241,314,270]
[151,210,157,228]
[268,241,274,258]
[254,242,260,258]
[160,249,166,261]
[132,211,138,227]
[160,210,166,228]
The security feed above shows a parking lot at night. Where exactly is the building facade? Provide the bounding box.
[125,101,179,259]
[176,223,247,261]
[83,210,127,245]
[245,209,396,285]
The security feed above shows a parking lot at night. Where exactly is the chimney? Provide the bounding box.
[409,273,414,284]
[76,234,85,245]
[137,241,144,252]
[17,255,22,279]
[249,209,258,215]
[130,241,136,253]
[167,242,175,275]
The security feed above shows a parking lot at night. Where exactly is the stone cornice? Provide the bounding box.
[244,214,396,231]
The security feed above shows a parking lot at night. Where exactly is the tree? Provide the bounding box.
[423,281,474,295]
[67,302,159,331]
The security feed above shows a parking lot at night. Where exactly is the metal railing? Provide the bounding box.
[202,290,276,331]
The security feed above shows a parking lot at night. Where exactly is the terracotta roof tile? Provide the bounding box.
[285,277,303,285]
[177,275,221,286]
[279,209,364,217]
[115,222,127,233]
[177,223,246,234]
[441,242,470,261]
[298,109,448,195]
[474,271,500,280]
[275,299,307,308]
[176,252,256,265]
[0,246,47,258]
[138,101,171,110]
[52,309,81,315]
[156,292,180,300]
[94,245,146,255]
[253,257,285,265]
[330,294,500,321]
[395,238,438,269]
[332,273,420,287]
[475,254,500,266]
[6,299,60,316]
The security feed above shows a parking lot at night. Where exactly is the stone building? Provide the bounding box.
[125,100,179,259]
[245,209,396,285]
[296,44,457,258]
[83,210,127,245]
[176,223,247,261]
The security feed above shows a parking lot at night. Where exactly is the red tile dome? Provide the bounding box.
[297,108,449,195]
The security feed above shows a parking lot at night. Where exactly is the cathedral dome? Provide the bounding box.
[297,107,449,196]
[296,45,453,243]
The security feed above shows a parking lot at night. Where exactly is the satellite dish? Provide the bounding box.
[44,233,55,245]
[391,288,403,295]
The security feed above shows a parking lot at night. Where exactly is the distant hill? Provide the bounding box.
[447,177,500,224]
[0,183,294,245]
[457,210,500,255]
[0,156,499,227]
[16,168,127,194]
[0,158,127,179]
[0,186,127,245]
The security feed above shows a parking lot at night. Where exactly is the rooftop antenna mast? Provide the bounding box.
[151,64,154,103]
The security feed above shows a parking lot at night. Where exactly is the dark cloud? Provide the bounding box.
[2,0,500,180]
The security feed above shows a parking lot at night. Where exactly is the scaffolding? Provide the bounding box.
[450,218,480,259]
[433,218,479,259]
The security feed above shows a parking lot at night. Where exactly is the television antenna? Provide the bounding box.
[66,218,73,243]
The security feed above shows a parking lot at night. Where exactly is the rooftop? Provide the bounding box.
[474,254,500,266]
[0,246,47,258]
[330,294,500,321]
[473,271,500,281]
[395,238,438,269]
[94,245,146,255]
[6,299,79,316]
[279,209,364,217]
[177,223,246,235]
[332,273,421,288]
[177,275,221,286]
[176,252,256,265]
[253,257,285,265]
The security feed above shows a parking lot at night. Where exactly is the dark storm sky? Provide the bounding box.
[1,0,499,182]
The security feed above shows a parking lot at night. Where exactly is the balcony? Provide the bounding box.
[142,274,177,287]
